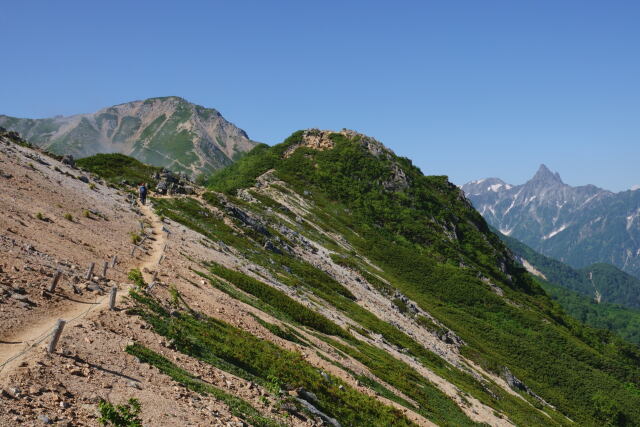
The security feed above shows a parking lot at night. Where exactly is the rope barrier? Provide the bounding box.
[0,291,103,375]
[0,203,169,375]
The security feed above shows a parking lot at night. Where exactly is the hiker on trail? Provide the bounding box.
[139,183,147,205]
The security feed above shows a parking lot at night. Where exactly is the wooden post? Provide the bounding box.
[102,261,108,278]
[47,319,66,353]
[85,262,95,280]
[48,271,62,293]
[151,271,158,283]
[158,255,164,265]
[139,221,144,232]
[109,286,117,310]
[131,246,137,257]
[110,255,118,268]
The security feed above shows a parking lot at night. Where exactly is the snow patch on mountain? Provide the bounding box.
[627,210,640,231]
[579,193,600,208]
[500,227,514,236]
[543,224,568,240]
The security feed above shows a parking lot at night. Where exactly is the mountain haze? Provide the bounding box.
[0,96,258,177]
[462,165,640,279]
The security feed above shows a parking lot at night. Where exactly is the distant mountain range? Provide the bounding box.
[462,165,640,279]
[0,96,258,177]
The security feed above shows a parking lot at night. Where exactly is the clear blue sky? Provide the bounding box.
[1,0,639,191]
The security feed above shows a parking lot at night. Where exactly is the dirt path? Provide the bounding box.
[0,202,167,377]
[138,202,167,284]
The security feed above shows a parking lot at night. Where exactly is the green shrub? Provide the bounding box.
[248,313,309,346]
[64,213,73,221]
[98,398,142,427]
[128,293,416,426]
[125,344,278,427]
[208,262,347,338]
[392,297,408,313]
[128,269,146,288]
[76,153,161,187]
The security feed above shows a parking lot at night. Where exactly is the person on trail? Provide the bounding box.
[139,183,147,205]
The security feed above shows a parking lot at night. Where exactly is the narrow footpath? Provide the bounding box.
[0,202,167,377]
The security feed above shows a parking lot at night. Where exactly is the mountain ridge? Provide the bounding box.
[0,96,258,177]
[205,129,640,424]
[2,127,640,425]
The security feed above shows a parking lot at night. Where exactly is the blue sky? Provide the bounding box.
[1,0,639,191]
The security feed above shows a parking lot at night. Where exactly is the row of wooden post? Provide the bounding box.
[46,258,119,353]
[49,256,117,293]
[49,217,169,353]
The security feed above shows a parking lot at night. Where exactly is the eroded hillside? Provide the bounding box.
[1,129,639,426]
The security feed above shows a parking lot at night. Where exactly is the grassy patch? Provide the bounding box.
[128,291,416,426]
[126,344,279,427]
[208,262,347,338]
[76,153,161,187]
[248,313,310,346]
[128,269,146,288]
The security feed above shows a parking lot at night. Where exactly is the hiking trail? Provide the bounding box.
[0,201,167,377]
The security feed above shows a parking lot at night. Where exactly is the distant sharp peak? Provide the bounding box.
[530,164,564,186]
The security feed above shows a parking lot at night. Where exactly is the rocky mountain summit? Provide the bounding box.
[284,129,410,191]
[462,164,640,279]
[0,96,258,178]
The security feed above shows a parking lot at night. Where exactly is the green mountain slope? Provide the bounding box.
[497,230,640,345]
[498,230,640,309]
[542,282,640,345]
[198,129,640,425]
[0,96,257,177]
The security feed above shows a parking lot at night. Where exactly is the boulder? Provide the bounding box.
[156,180,169,195]
[297,388,319,404]
[263,240,282,254]
[61,155,75,168]
[295,398,341,427]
